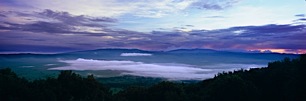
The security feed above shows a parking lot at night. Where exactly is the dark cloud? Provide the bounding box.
[293,16,306,24]
[193,3,223,10]
[0,21,74,33]
[191,0,240,10]
[204,16,225,18]
[0,44,78,53]
[173,27,187,30]
[90,17,118,23]
[185,25,194,27]
[228,24,305,34]
[0,11,33,18]
[0,24,9,29]
[25,21,75,33]
[295,14,305,17]
[0,9,119,35]
[147,24,306,51]
[0,14,6,17]
[37,9,116,27]
[298,18,306,21]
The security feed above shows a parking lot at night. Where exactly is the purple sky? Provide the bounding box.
[0,0,306,54]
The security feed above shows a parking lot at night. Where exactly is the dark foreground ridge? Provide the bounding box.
[1,54,306,101]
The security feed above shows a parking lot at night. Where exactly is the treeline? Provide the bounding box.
[1,54,305,101]
[0,70,112,101]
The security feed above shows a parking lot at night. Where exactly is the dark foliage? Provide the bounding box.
[0,70,112,101]
[115,54,306,101]
[0,54,306,101]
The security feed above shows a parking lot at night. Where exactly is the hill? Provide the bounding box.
[1,54,305,101]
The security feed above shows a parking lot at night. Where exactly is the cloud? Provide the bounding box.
[190,0,241,10]
[0,21,76,34]
[120,53,152,56]
[0,44,78,53]
[229,24,305,34]
[0,9,117,34]
[295,14,305,17]
[298,18,306,21]
[293,14,306,24]
[185,25,194,27]
[37,9,117,26]
[90,17,117,23]
[0,14,6,17]
[203,16,225,18]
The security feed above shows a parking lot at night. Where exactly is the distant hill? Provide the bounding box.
[0,48,299,80]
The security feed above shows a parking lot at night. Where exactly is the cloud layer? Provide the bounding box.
[0,9,305,53]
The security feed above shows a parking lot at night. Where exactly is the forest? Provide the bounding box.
[1,54,305,101]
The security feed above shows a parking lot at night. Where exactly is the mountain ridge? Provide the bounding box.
[0,48,297,55]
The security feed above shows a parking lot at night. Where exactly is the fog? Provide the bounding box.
[49,58,265,80]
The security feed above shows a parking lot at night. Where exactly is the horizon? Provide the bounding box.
[1,0,306,54]
[0,48,302,55]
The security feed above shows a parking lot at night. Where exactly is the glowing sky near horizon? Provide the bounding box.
[0,0,306,54]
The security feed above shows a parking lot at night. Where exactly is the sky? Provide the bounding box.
[0,0,306,54]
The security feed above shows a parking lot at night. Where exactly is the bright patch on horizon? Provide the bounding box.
[120,53,152,57]
[258,49,306,54]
